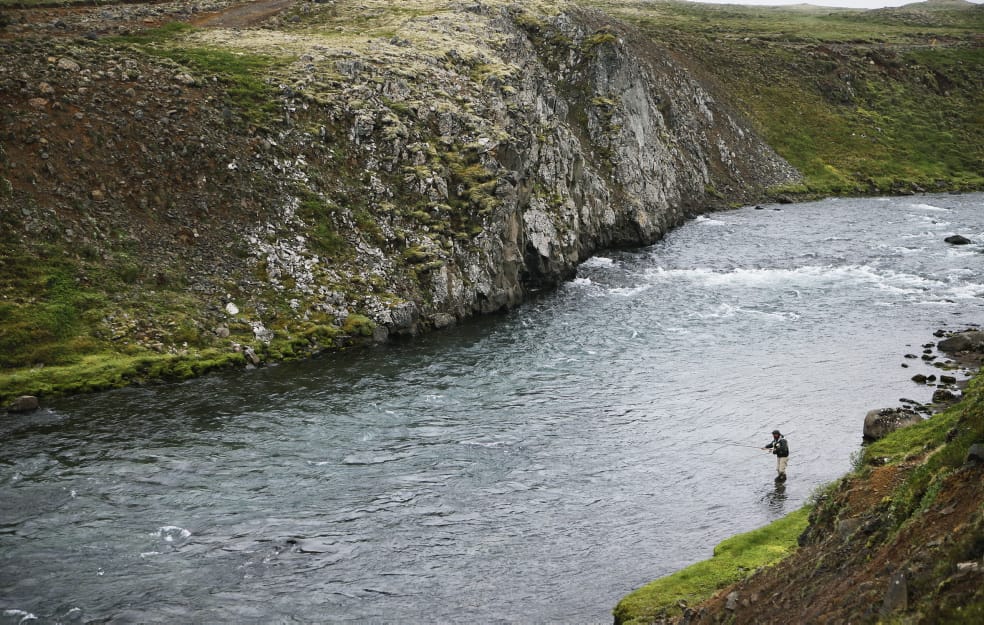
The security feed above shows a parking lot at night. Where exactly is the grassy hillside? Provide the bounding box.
[590,0,984,196]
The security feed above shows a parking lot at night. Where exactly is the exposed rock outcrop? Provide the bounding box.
[6,395,39,413]
[944,234,972,245]
[938,330,984,355]
[863,407,924,442]
[267,3,798,334]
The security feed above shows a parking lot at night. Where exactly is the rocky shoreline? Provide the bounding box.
[862,326,984,443]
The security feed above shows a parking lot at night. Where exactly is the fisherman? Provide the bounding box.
[762,430,789,481]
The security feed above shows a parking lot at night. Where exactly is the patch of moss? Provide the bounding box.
[403,246,436,264]
[340,313,375,337]
[102,26,288,125]
[583,31,618,51]
[0,349,247,405]
[100,21,195,46]
[613,506,812,625]
[298,192,352,259]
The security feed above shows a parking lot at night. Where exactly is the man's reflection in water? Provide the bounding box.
[762,481,787,513]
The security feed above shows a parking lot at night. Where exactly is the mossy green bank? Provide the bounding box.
[613,506,811,625]
[591,0,984,197]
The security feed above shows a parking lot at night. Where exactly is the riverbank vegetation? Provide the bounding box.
[613,506,811,624]
[614,367,984,624]
[2,0,983,406]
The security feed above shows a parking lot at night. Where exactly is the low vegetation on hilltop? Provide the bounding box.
[1,1,982,621]
[591,0,984,196]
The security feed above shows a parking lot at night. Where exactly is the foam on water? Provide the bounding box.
[694,215,727,226]
[910,202,950,211]
[643,262,965,295]
[580,256,615,268]
[2,610,37,624]
[609,284,653,297]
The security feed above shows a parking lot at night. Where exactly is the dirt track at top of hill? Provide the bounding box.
[1,0,296,38]
[192,0,295,28]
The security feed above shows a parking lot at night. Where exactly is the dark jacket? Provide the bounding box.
[766,437,789,457]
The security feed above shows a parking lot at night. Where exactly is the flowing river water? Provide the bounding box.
[2,193,984,624]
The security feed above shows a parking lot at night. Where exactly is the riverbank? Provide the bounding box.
[614,329,984,624]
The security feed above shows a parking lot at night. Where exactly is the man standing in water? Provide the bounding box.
[763,430,789,481]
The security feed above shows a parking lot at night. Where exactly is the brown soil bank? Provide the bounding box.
[695,462,984,624]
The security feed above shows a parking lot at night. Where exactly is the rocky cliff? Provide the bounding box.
[0,0,797,399]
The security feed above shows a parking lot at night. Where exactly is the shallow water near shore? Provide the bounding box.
[2,193,984,624]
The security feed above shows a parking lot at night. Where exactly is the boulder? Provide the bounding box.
[430,313,456,329]
[863,408,923,442]
[938,330,984,354]
[881,570,908,615]
[944,234,972,245]
[966,443,984,465]
[243,346,261,366]
[56,57,81,72]
[7,395,40,413]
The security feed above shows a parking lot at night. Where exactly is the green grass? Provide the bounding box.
[589,0,984,44]
[612,354,983,624]
[103,24,288,125]
[0,236,256,403]
[588,0,984,195]
[0,349,246,404]
[100,21,195,45]
[0,251,101,368]
[613,506,811,625]
[864,373,984,530]
[298,193,353,259]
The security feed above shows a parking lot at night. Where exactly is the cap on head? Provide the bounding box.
[772,430,781,436]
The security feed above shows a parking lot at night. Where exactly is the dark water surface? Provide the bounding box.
[3,193,984,624]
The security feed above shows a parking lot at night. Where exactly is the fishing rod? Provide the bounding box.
[712,432,795,451]
[708,440,767,453]
[716,441,764,449]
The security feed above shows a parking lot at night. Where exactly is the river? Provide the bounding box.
[2,193,983,624]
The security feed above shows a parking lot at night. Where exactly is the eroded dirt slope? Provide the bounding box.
[676,455,983,624]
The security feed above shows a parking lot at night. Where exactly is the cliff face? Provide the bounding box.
[257,0,798,335]
[484,7,794,297]
[0,0,797,391]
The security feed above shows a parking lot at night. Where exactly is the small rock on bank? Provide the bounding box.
[863,407,923,442]
[937,330,984,354]
[6,395,40,413]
